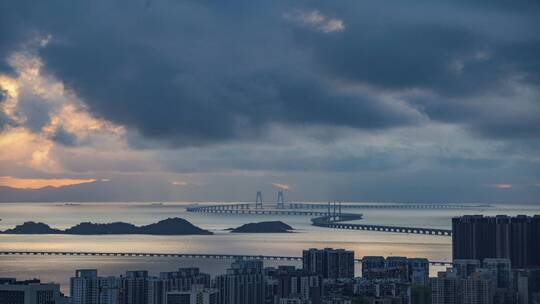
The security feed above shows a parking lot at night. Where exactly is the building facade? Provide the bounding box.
[71,270,99,304]
[165,285,217,304]
[119,271,149,304]
[452,215,540,268]
[70,269,119,304]
[0,278,63,304]
[215,259,265,304]
[303,248,354,279]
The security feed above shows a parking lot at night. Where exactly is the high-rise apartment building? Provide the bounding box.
[71,270,99,304]
[119,271,149,304]
[159,268,211,292]
[165,292,190,304]
[264,266,322,304]
[361,256,385,278]
[452,215,540,268]
[147,277,167,304]
[0,278,63,304]
[482,258,511,289]
[361,256,429,285]
[70,269,119,304]
[515,269,540,304]
[431,270,461,304]
[453,260,481,279]
[462,274,491,304]
[215,259,265,304]
[408,258,430,285]
[432,258,515,304]
[146,268,211,304]
[385,257,409,282]
[302,248,354,279]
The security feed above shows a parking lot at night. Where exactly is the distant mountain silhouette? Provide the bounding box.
[1,218,212,235]
[230,221,294,233]
[0,179,177,202]
[139,218,212,235]
[1,222,63,234]
[64,222,139,235]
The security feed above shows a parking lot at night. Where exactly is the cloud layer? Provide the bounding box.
[0,0,539,202]
[0,0,536,146]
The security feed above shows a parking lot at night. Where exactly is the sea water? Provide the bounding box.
[0,202,538,293]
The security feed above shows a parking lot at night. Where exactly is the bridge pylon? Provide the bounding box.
[255,191,263,209]
[327,201,331,217]
[276,190,284,209]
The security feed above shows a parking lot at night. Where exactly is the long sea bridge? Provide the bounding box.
[312,214,452,236]
[0,251,452,266]
[187,202,486,214]
[280,202,487,210]
[186,203,329,216]
[186,196,456,236]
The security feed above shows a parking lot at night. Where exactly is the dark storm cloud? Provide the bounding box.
[16,93,52,132]
[303,1,540,140]
[302,1,540,95]
[162,150,411,173]
[1,0,539,145]
[408,92,540,140]
[50,125,77,146]
[34,0,418,146]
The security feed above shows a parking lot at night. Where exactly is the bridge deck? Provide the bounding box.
[284,203,488,209]
[187,205,329,216]
[311,215,452,236]
[188,202,487,211]
[0,251,451,266]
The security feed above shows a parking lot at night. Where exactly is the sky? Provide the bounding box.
[0,0,539,203]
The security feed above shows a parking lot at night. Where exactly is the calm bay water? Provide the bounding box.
[0,202,538,293]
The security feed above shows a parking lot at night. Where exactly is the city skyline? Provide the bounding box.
[1,1,540,302]
[3,241,540,303]
[1,1,539,203]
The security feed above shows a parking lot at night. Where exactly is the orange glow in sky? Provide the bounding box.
[493,184,512,189]
[272,183,291,190]
[0,176,96,189]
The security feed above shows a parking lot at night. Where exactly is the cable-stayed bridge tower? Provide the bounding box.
[255,191,263,209]
[276,190,285,209]
[326,201,342,220]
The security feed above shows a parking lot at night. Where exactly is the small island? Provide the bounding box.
[230,221,294,233]
[1,217,213,235]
